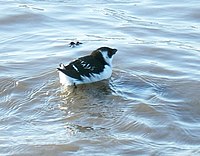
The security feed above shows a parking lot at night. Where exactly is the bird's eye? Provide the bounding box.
[108,51,112,58]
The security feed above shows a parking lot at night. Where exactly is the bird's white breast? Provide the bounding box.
[81,65,112,84]
[58,65,112,86]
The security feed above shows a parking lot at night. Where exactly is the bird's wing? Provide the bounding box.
[58,55,105,80]
[57,63,82,80]
[73,55,105,76]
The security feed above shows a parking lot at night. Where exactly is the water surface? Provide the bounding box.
[1,0,200,155]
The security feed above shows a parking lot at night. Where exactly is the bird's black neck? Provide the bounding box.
[91,50,109,66]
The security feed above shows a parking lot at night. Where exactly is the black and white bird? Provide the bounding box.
[57,47,117,86]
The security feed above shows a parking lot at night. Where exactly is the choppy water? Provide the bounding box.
[1,0,200,155]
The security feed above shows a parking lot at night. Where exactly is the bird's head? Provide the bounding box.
[91,47,117,66]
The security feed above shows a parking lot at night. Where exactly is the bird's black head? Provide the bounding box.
[97,47,117,58]
[91,47,117,66]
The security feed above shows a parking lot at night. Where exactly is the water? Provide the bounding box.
[1,0,200,155]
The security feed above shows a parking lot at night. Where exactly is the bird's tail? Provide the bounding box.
[58,63,65,69]
[57,63,66,74]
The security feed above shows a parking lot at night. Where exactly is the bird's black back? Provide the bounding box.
[57,53,108,80]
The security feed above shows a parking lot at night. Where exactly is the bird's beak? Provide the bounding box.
[112,49,117,55]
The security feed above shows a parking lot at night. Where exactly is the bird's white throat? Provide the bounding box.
[100,51,113,66]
